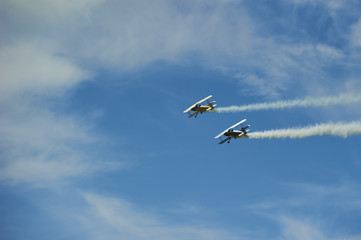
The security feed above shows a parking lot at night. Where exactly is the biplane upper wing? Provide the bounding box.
[195,95,212,105]
[214,119,247,138]
[229,119,247,129]
[183,95,213,113]
[214,129,228,139]
[183,104,197,113]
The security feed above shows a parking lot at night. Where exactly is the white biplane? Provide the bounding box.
[214,119,250,144]
[183,95,216,118]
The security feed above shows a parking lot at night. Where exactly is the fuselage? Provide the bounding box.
[224,130,248,138]
[191,105,212,113]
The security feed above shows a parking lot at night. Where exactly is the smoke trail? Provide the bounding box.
[248,120,361,139]
[216,93,361,113]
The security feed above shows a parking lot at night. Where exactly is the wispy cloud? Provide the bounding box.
[278,217,329,240]
[76,0,254,69]
[0,94,127,186]
[234,41,351,97]
[0,42,124,186]
[82,193,239,240]
[247,182,361,240]
[247,182,361,212]
[78,185,361,240]
[3,0,360,98]
[0,43,91,99]
[2,0,254,70]
[351,18,361,47]
[0,0,255,184]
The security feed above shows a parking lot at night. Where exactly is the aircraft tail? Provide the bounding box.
[207,101,216,110]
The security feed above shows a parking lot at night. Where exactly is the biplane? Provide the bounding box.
[183,95,216,118]
[214,119,250,144]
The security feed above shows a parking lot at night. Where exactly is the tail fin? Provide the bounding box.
[207,101,216,110]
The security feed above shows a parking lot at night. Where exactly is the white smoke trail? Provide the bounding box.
[248,120,361,139]
[216,93,361,113]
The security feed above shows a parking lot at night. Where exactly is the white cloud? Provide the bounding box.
[0,43,91,99]
[0,101,94,185]
[248,182,361,212]
[82,193,239,240]
[246,182,361,240]
[278,216,361,240]
[285,0,347,10]
[3,0,359,99]
[236,73,287,98]
[234,41,349,98]
[1,0,254,69]
[279,217,328,240]
[0,38,100,185]
[76,0,254,69]
[351,18,361,47]
[0,155,89,184]
[1,0,360,187]
[0,98,125,186]
[1,0,104,28]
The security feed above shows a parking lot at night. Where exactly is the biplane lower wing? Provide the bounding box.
[187,112,197,118]
[218,137,231,144]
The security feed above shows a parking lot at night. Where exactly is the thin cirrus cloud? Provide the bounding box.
[278,217,331,240]
[0,43,91,98]
[2,0,254,69]
[1,1,360,186]
[0,0,111,185]
[351,18,361,47]
[75,0,254,69]
[0,42,104,185]
[82,193,240,240]
[0,101,95,185]
[246,182,361,240]
[75,187,361,240]
[3,0,359,98]
[0,0,255,185]
[1,1,361,239]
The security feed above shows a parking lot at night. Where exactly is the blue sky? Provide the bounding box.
[1,0,361,239]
